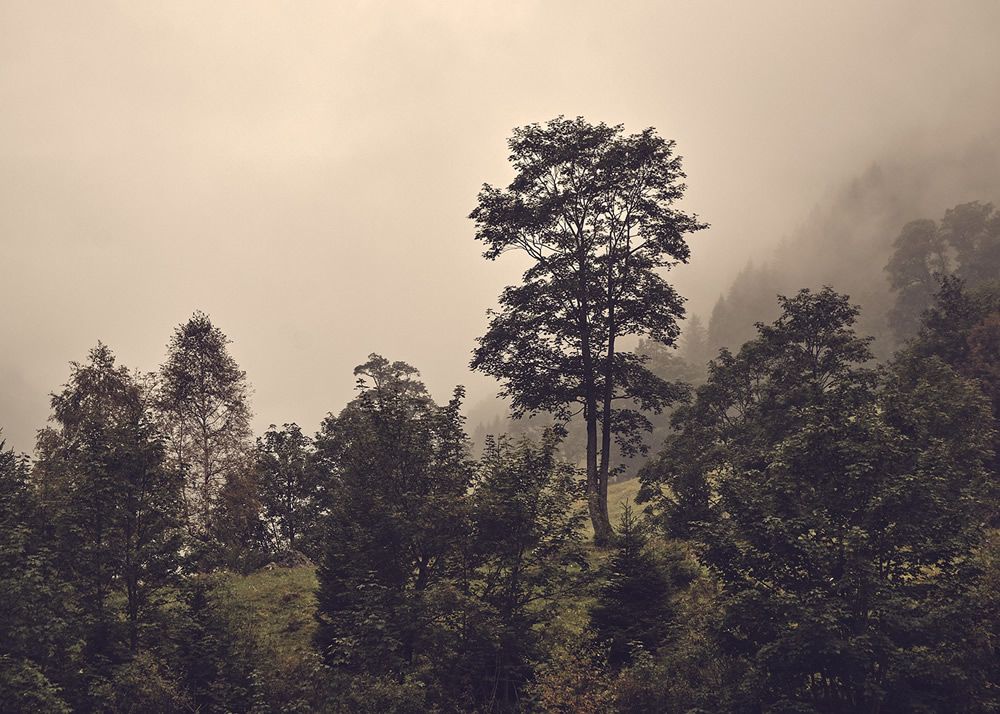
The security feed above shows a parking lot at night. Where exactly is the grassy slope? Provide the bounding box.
[219,478,645,689]
[224,565,319,662]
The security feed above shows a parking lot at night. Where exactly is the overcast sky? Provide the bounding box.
[2,0,999,454]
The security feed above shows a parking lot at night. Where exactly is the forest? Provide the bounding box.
[4,117,1000,714]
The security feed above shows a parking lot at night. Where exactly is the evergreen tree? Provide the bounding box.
[0,433,75,713]
[591,502,676,668]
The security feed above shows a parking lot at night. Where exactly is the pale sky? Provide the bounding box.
[2,0,999,453]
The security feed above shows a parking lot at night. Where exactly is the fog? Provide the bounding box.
[2,0,999,454]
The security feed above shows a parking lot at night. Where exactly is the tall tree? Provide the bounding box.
[470,116,706,543]
[885,218,949,341]
[35,344,183,662]
[159,312,253,546]
[0,432,76,713]
[312,355,474,675]
[254,422,321,557]
[640,288,996,711]
[885,201,1000,342]
[679,313,710,368]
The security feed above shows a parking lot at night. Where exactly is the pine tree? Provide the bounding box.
[590,501,676,668]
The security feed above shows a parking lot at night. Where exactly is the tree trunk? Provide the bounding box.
[597,339,616,544]
[587,401,613,545]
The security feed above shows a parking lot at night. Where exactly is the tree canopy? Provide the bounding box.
[159,312,253,550]
[640,287,996,711]
[471,116,706,542]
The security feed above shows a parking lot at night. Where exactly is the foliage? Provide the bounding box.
[640,287,996,711]
[906,276,1000,516]
[679,313,712,369]
[91,650,191,714]
[0,433,77,712]
[590,502,685,668]
[312,354,474,676]
[162,576,258,713]
[885,201,1000,341]
[460,432,588,709]
[254,422,323,558]
[470,116,705,543]
[0,655,72,714]
[159,311,254,550]
[34,344,184,663]
[526,609,613,714]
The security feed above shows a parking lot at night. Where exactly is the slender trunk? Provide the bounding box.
[577,239,613,545]
[595,234,619,544]
[597,331,615,541]
[584,341,613,545]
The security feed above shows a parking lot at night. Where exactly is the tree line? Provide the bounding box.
[2,117,1000,712]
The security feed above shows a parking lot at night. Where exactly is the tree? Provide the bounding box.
[312,355,474,676]
[470,116,706,543]
[159,312,253,547]
[590,501,678,669]
[885,201,1000,342]
[34,344,183,664]
[0,433,75,713]
[463,432,587,708]
[640,288,996,711]
[254,423,322,558]
[679,313,711,368]
[885,218,948,341]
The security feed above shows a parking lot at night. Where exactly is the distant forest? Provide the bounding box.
[4,119,1000,713]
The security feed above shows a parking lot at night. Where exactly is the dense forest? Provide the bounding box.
[4,118,1000,713]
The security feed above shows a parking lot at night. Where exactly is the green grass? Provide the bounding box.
[607,477,642,525]
[579,476,643,541]
[224,565,319,660]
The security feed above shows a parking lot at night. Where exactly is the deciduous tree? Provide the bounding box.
[35,344,183,662]
[254,423,321,558]
[158,312,253,546]
[640,288,996,711]
[471,116,706,543]
[312,355,473,674]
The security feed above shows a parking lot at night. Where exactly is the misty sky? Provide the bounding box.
[3,0,1000,454]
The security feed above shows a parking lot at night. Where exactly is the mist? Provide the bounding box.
[3,0,1000,454]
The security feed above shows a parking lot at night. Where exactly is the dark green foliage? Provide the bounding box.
[90,650,191,714]
[907,277,1000,516]
[461,433,588,709]
[640,287,996,711]
[0,434,76,712]
[911,276,1000,409]
[471,116,705,543]
[34,345,184,664]
[312,355,474,675]
[254,422,322,559]
[167,577,258,714]
[591,502,680,668]
[0,656,72,714]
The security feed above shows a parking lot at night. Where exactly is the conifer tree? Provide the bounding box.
[591,502,676,668]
